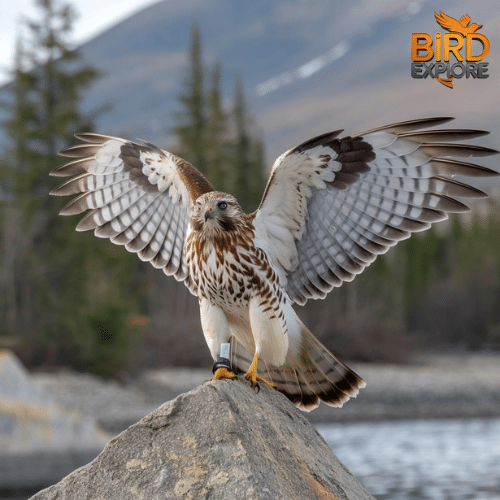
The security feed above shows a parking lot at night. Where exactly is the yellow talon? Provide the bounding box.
[244,353,275,389]
[212,367,237,381]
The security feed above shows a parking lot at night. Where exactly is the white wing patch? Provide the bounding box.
[253,118,498,305]
[254,148,341,276]
[51,133,214,283]
[139,149,184,198]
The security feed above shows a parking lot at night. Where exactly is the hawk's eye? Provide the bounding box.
[218,201,228,210]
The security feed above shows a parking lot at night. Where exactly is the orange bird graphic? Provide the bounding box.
[434,11,483,36]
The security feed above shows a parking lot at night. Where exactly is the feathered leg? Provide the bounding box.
[200,300,238,381]
[231,323,365,410]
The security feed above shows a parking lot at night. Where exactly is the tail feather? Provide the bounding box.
[304,328,364,399]
[230,326,365,411]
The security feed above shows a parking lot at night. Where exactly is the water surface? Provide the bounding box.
[317,418,500,500]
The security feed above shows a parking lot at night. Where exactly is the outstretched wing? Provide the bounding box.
[51,134,214,283]
[434,11,459,32]
[459,14,471,27]
[252,117,498,305]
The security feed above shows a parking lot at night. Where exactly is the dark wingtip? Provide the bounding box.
[356,117,455,137]
[293,129,344,153]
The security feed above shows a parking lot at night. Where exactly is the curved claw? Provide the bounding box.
[243,353,275,389]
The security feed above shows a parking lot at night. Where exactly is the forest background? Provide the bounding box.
[1,0,499,378]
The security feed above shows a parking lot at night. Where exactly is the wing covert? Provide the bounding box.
[51,133,214,284]
[253,118,498,305]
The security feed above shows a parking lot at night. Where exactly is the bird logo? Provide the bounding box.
[433,12,484,88]
[411,12,489,89]
[434,11,483,36]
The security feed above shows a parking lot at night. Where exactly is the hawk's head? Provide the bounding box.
[192,192,245,236]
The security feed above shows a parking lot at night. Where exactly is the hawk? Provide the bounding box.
[51,117,498,411]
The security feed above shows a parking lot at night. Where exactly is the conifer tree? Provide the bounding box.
[0,40,33,199]
[231,75,266,212]
[205,61,231,192]
[0,0,140,375]
[173,27,266,213]
[174,24,207,173]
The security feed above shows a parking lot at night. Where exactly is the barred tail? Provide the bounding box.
[230,324,365,411]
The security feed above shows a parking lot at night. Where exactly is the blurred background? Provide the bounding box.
[0,0,499,499]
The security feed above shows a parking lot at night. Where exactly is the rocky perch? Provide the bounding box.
[31,378,374,500]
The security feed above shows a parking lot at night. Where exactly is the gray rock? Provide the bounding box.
[0,350,110,489]
[31,378,375,500]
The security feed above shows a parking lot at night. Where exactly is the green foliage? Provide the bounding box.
[374,209,500,349]
[174,24,207,173]
[231,75,267,213]
[0,0,142,377]
[401,227,442,294]
[173,24,266,213]
[55,241,141,377]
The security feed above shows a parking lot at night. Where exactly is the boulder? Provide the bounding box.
[31,378,374,499]
[0,350,109,489]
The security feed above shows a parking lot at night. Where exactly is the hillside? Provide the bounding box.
[1,0,499,169]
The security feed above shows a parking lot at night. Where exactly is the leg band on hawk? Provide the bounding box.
[212,342,232,374]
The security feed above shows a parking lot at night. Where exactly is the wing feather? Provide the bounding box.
[51,134,214,285]
[94,192,157,238]
[253,118,498,304]
[139,201,176,262]
[122,196,169,251]
[111,194,165,245]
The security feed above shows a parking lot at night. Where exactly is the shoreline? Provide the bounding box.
[308,352,500,423]
[4,351,497,497]
[32,352,500,432]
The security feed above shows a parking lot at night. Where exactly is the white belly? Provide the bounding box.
[190,243,292,365]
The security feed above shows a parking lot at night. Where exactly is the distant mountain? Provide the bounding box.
[2,0,499,170]
[76,0,361,150]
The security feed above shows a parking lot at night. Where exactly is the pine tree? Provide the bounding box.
[0,0,140,376]
[0,40,33,199]
[173,27,267,213]
[205,61,231,192]
[231,75,266,212]
[173,23,207,173]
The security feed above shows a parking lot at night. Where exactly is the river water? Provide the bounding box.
[317,417,500,500]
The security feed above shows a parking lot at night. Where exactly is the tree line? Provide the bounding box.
[173,24,266,213]
[0,1,266,375]
[0,0,498,377]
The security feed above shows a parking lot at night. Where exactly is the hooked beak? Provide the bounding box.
[204,205,214,222]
